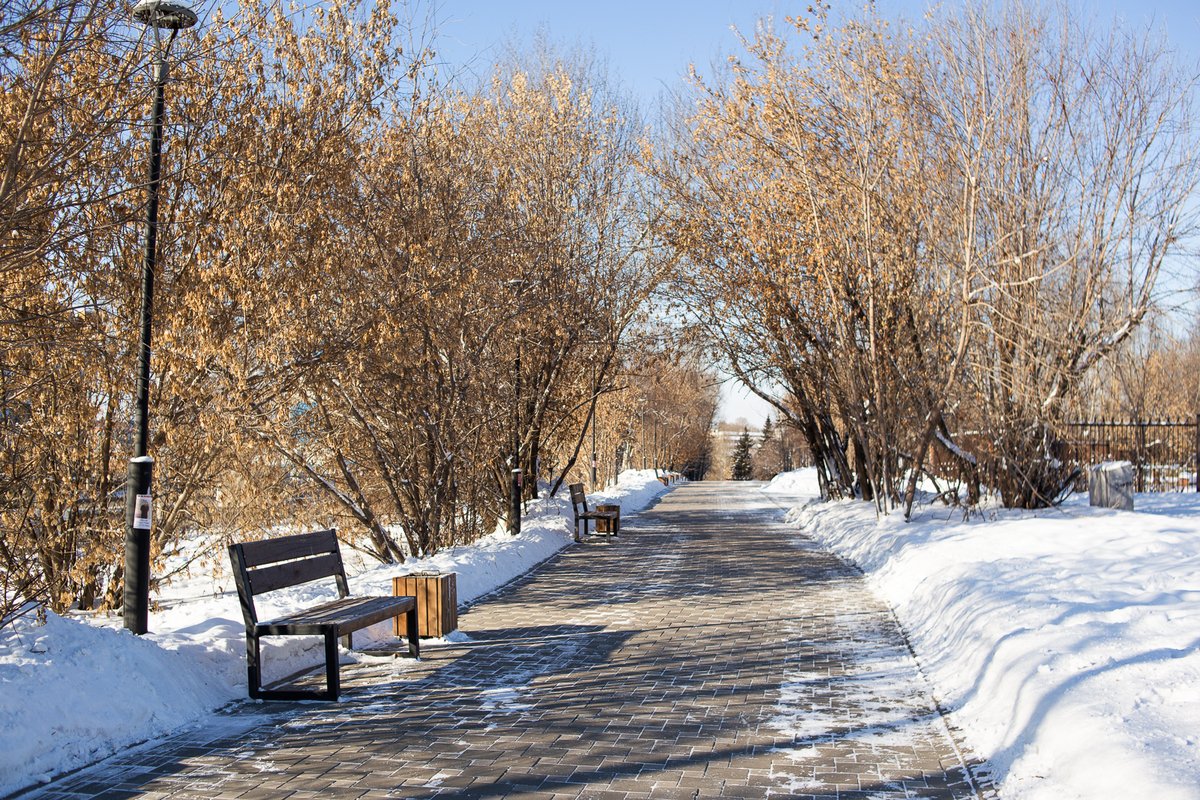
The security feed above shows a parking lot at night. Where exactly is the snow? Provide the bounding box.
[7,466,1199,799]
[764,468,1200,800]
[935,428,977,464]
[0,470,675,797]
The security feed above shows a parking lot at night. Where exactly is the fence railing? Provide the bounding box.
[1061,417,1199,493]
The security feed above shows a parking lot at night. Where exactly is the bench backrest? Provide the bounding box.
[228,529,349,629]
[568,483,589,515]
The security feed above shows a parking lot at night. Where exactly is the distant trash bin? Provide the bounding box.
[1088,461,1134,511]
[595,504,621,535]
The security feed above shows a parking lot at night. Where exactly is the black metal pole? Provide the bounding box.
[653,415,659,475]
[509,339,522,535]
[123,52,167,634]
[590,365,598,486]
[1136,421,1146,493]
[124,457,153,633]
[640,409,646,470]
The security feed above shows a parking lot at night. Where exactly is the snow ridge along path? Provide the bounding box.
[24,481,991,799]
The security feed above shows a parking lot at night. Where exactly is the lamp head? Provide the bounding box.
[132,0,197,30]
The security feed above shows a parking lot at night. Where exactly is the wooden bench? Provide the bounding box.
[568,483,620,542]
[228,529,419,701]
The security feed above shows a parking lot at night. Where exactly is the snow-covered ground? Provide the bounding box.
[764,469,1200,800]
[7,467,1198,800]
[0,470,675,797]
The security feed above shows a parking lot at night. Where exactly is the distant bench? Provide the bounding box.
[228,529,419,701]
[569,483,620,542]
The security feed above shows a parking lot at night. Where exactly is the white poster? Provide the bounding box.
[133,494,152,530]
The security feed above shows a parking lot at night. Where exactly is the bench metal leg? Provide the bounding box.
[247,631,340,702]
[323,630,341,701]
[405,607,421,658]
[247,635,263,700]
[245,608,417,702]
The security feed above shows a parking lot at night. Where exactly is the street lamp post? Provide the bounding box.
[590,363,598,486]
[124,0,196,634]
[653,413,659,476]
[639,401,646,470]
[505,279,530,535]
[511,338,521,534]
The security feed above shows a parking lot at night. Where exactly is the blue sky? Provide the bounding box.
[431,1,1200,423]
[431,0,783,107]
[431,0,1200,113]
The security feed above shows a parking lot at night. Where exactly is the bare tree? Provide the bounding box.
[655,2,1199,512]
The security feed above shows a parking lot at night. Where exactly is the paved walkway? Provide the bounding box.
[28,482,993,799]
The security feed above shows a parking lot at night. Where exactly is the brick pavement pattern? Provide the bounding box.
[27,482,994,800]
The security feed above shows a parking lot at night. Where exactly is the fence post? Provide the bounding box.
[1134,421,1145,493]
[1195,413,1199,493]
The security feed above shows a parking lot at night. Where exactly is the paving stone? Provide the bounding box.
[22,483,994,800]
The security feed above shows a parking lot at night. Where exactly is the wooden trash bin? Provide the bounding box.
[595,504,621,535]
[392,573,458,638]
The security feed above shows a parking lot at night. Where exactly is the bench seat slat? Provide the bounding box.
[239,529,339,566]
[247,552,344,595]
[258,595,415,636]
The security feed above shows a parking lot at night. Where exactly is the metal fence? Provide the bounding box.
[1061,417,1200,493]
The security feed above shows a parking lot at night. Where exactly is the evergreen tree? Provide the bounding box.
[755,416,778,479]
[732,430,754,480]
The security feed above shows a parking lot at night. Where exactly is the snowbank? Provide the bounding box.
[766,468,1200,800]
[0,470,675,796]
